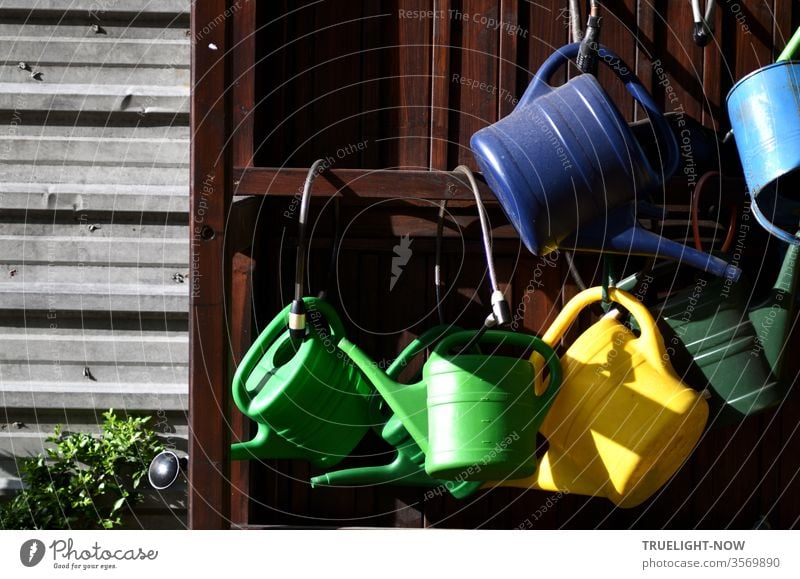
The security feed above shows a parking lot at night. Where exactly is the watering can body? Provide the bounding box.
[727,61,800,245]
[311,325,483,499]
[338,330,562,482]
[490,288,708,508]
[470,42,679,256]
[651,240,800,424]
[231,297,372,467]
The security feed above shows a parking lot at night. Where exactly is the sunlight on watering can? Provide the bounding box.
[312,325,483,499]
[485,287,708,507]
[230,297,373,467]
[641,231,800,424]
[726,26,800,245]
[338,329,561,481]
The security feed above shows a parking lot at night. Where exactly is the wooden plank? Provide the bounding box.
[231,0,256,167]
[756,409,784,528]
[430,0,453,170]
[311,1,364,167]
[731,1,774,79]
[595,0,639,121]
[229,252,254,527]
[520,0,568,88]
[387,0,433,168]
[453,0,500,168]
[773,0,794,60]
[189,0,232,529]
[635,0,658,121]
[701,0,724,129]
[658,0,705,122]
[233,167,498,200]
[498,0,519,119]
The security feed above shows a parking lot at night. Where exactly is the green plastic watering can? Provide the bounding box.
[618,232,800,424]
[230,296,373,467]
[338,330,562,481]
[311,325,484,499]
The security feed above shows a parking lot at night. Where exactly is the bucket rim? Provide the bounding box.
[727,60,800,103]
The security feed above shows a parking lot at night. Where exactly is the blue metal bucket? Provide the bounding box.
[470,42,679,255]
[727,61,800,245]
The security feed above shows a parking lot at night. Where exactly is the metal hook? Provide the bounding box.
[691,0,716,47]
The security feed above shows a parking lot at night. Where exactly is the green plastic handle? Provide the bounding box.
[231,297,345,414]
[777,26,800,62]
[433,330,562,401]
[386,325,465,379]
[362,325,467,432]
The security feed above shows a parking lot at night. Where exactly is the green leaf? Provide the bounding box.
[0,409,162,530]
[111,497,125,513]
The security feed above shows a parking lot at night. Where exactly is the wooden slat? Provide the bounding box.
[229,252,254,527]
[498,0,519,119]
[454,0,500,168]
[233,167,497,200]
[595,0,639,121]
[659,0,705,121]
[430,0,453,170]
[701,0,724,128]
[231,0,256,167]
[311,1,364,168]
[189,0,231,529]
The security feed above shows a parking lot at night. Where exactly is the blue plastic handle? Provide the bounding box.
[519,42,680,186]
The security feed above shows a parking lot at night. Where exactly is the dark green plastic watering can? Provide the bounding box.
[618,234,800,424]
[311,325,484,499]
[338,330,562,481]
[230,296,373,467]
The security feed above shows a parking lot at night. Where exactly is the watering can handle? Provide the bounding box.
[231,297,346,413]
[750,197,800,246]
[434,330,562,401]
[520,42,680,185]
[532,287,668,393]
[386,325,462,379]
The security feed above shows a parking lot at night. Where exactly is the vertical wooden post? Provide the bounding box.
[229,251,255,527]
[189,0,232,529]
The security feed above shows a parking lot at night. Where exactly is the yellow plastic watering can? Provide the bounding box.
[486,287,708,507]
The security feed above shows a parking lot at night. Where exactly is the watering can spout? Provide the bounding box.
[338,338,430,453]
[230,423,323,464]
[561,204,742,280]
[310,453,434,489]
[748,236,800,375]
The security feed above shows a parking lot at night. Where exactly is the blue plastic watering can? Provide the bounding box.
[470,42,680,256]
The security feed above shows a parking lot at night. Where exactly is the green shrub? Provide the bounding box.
[0,410,162,529]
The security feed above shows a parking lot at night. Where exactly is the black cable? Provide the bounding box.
[435,200,447,325]
[290,159,326,338]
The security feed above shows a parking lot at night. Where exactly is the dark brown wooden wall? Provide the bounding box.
[236,0,800,528]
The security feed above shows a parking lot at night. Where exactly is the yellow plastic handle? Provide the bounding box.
[533,287,668,393]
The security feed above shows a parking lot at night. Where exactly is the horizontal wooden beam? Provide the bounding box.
[232,167,498,201]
